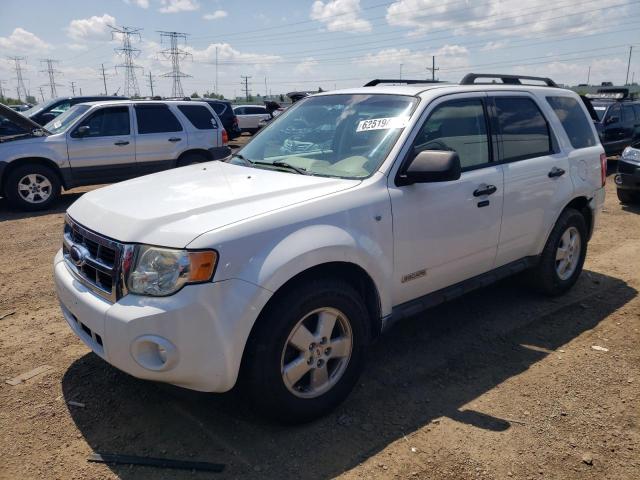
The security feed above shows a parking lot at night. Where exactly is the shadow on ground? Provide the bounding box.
[62,270,636,479]
[0,192,84,222]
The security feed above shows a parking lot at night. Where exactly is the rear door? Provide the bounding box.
[602,103,626,155]
[622,104,637,146]
[134,104,186,175]
[176,103,220,148]
[490,93,573,267]
[66,105,136,184]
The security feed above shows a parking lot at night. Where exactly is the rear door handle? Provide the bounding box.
[473,185,497,197]
[168,137,182,142]
[548,167,566,178]
[114,141,129,146]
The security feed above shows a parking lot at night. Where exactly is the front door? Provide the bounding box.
[389,94,504,306]
[66,105,136,185]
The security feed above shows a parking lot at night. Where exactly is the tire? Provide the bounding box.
[5,163,61,211]
[243,279,370,423]
[527,208,587,296]
[176,152,208,167]
[617,189,639,204]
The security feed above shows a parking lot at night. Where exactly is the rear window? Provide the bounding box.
[135,105,182,134]
[494,97,553,162]
[210,103,227,115]
[178,105,218,130]
[546,96,597,149]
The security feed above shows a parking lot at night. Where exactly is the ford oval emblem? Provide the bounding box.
[69,245,89,267]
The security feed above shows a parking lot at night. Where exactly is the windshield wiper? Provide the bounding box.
[256,160,310,175]
[231,153,255,165]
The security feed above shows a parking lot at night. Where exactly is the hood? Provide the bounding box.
[67,161,360,247]
[0,103,49,135]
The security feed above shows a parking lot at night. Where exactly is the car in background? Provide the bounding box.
[200,99,241,140]
[23,96,127,127]
[615,141,640,204]
[233,105,271,134]
[0,100,230,210]
[586,89,640,156]
[9,104,33,112]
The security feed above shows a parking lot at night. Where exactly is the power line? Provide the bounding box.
[626,46,634,85]
[158,31,192,98]
[8,56,28,101]
[40,58,62,99]
[109,25,143,97]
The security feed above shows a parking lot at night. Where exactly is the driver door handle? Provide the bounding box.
[548,167,566,178]
[114,140,129,146]
[473,185,497,197]
[168,137,182,142]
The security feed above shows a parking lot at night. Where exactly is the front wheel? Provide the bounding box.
[5,164,61,211]
[617,189,639,204]
[527,208,587,296]
[243,279,370,423]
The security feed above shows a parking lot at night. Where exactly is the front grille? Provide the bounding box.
[618,160,639,175]
[62,216,130,302]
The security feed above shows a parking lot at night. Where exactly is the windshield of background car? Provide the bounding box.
[235,94,418,178]
[44,105,91,134]
[23,98,59,117]
[592,103,609,121]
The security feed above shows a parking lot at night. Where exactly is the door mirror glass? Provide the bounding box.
[398,150,461,185]
[605,115,619,125]
[76,125,90,137]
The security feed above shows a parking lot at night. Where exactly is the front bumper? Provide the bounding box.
[615,160,640,192]
[54,249,272,392]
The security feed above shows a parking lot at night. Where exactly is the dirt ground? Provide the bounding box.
[0,152,638,480]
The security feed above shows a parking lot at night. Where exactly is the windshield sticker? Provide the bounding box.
[593,107,607,110]
[356,116,409,132]
[53,121,62,129]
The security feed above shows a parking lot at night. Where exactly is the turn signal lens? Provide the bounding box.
[188,251,217,282]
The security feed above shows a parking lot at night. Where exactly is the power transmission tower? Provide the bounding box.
[625,46,633,85]
[426,56,439,81]
[40,58,62,98]
[99,64,110,95]
[38,86,45,102]
[109,25,143,97]
[158,31,191,98]
[8,56,28,101]
[241,75,251,101]
[70,81,76,96]
[147,71,156,97]
[0,80,6,101]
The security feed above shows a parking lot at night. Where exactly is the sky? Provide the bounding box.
[0,0,639,101]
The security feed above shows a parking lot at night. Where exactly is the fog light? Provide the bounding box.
[130,335,178,371]
[614,174,622,185]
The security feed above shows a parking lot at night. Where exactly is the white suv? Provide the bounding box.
[0,100,230,211]
[54,74,606,422]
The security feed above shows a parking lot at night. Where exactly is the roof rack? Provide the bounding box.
[460,73,558,87]
[364,79,444,87]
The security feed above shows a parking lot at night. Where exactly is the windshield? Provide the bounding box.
[23,98,59,117]
[592,103,609,121]
[234,94,418,178]
[44,105,90,134]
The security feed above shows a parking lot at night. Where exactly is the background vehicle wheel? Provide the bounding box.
[5,164,61,211]
[177,152,208,167]
[243,279,370,423]
[527,208,587,296]
[617,189,639,204]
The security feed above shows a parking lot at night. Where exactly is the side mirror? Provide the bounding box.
[605,116,619,125]
[75,125,90,137]
[397,150,461,186]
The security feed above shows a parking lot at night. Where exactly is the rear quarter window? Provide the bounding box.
[546,96,597,149]
[178,105,218,130]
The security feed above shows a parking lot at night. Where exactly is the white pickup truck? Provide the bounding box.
[54,74,606,422]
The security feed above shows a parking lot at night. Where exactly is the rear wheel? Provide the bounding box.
[527,208,587,296]
[5,164,61,211]
[617,189,639,204]
[243,279,369,423]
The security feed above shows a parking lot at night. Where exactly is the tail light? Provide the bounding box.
[221,128,228,145]
[600,153,607,187]
[233,117,238,126]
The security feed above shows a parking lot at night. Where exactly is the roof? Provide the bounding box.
[76,99,211,107]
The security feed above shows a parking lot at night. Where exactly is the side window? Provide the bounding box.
[494,97,552,162]
[247,107,266,114]
[546,96,597,149]
[234,107,245,115]
[413,99,490,170]
[622,105,635,123]
[135,105,183,134]
[211,103,226,115]
[606,104,621,123]
[634,105,640,121]
[72,107,130,138]
[178,105,218,130]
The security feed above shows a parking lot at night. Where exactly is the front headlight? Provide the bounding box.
[127,246,218,296]
[622,146,640,164]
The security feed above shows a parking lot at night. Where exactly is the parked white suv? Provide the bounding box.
[233,104,271,134]
[54,74,606,422]
[0,100,229,211]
